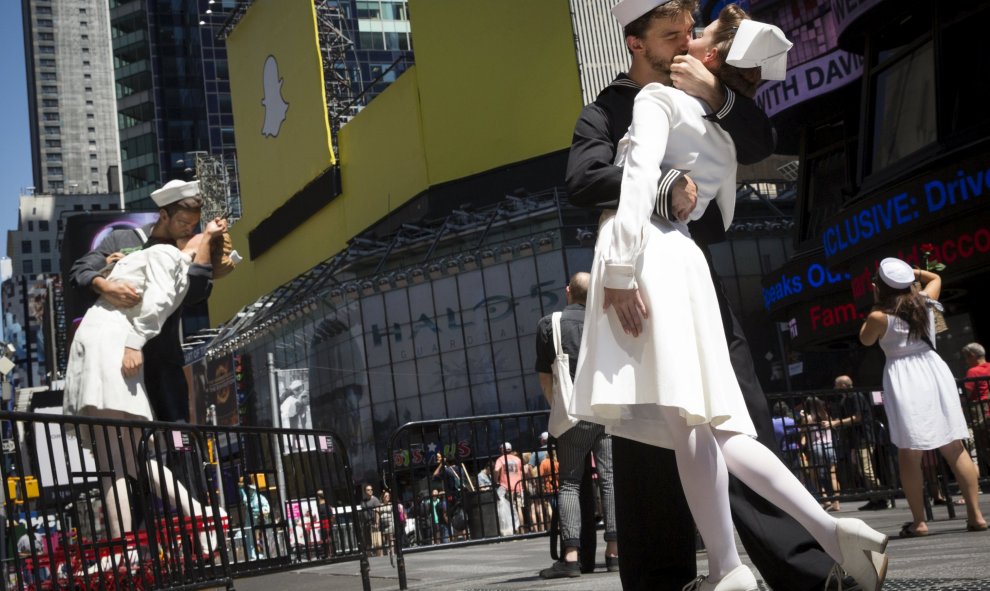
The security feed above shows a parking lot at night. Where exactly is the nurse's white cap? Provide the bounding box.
[725,20,793,81]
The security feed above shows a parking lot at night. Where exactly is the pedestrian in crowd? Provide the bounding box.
[824,376,892,511]
[63,214,231,566]
[316,489,333,557]
[535,272,618,578]
[961,342,990,477]
[379,489,395,553]
[538,447,560,521]
[361,483,383,555]
[566,0,833,591]
[771,401,808,491]
[795,397,841,513]
[564,1,846,589]
[69,179,220,423]
[521,452,543,532]
[859,258,987,536]
[239,475,271,560]
[476,462,493,491]
[529,432,551,468]
[428,488,450,544]
[570,5,890,591]
[493,442,525,534]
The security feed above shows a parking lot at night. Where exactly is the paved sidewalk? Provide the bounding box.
[233,493,990,591]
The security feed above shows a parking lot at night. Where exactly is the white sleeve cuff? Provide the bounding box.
[125,331,146,350]
[604,263,637,290]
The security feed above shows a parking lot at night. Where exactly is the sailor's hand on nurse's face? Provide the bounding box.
[603,287,649,338]
[671,176,698,222]
[671,54,722,110]
[122,347,143,378]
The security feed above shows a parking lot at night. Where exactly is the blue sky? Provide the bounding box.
[0,1,31,260]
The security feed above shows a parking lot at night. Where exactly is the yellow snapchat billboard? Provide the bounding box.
[226,0,334,222]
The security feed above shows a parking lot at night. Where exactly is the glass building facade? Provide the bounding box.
[110,0,236,210]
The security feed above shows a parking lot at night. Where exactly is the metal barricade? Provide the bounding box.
[0,411,372,591]
[384,410,552,590]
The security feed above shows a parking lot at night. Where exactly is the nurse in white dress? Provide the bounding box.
[63,219,228,543]
[858,258,986,537]
[570,9,888,591]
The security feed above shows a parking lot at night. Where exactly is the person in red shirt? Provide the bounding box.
[962,342,990,477]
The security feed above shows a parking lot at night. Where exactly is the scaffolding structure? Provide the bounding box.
[315,1,363,153]
[193,151,241,222]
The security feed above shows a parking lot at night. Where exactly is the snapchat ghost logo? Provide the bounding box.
[261,55,289,137]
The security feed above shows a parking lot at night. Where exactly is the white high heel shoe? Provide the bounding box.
[681,564,759,591]
[835,518,889,591]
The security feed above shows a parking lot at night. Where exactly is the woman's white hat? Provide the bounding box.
[725,20,793,80]
[878,257,915,289]
[611,0,672,27]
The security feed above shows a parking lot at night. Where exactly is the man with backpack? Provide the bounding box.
[534,272,618,578]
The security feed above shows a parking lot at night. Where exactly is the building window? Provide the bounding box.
[86,114,95,120]
[84,73,91,79]
[47,166,63,175]
[38,33,54,41]
[90,153,98,160]
[73,204,83,211]
[81,34,89,40]
[36,5,52,14]
[40,72,57,81]
[23,260,34,274]
[46,153,61,162]
[41,259,52,273]
[42,98,58,108]
[39,221,49,231]
[90,167,99,174]
[359,31,385,50]
[85,86,92,93]
[42,85,57,95]
[44,139,60,148]
[44,112,59,121]
[50,181,63,190]
[21,240,32,254]
[86,100,94,106]
[80,20,88,26]
[37,19,53,27]
[79,8,87,14]
[39,45,55,54]
[88,126,96,132]
[871,41,936,172]
[44,125,59,135]
[82,47,90,53]
[40,240,51,254]
[356,1,381,19]
[83,60,91,66]
[27,221,33,232]
[40,58,56,67]
[92,204,102,211]
[89,140,96,146]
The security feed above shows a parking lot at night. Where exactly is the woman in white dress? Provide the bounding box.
[571,7,888,591]
[859,258,986,537]
[63,219,228,550]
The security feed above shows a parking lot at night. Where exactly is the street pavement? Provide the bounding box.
[233,493,990,591]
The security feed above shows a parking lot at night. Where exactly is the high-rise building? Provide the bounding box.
[21,0,122,196]
[3,192,121,388]
[110,0,238,210]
